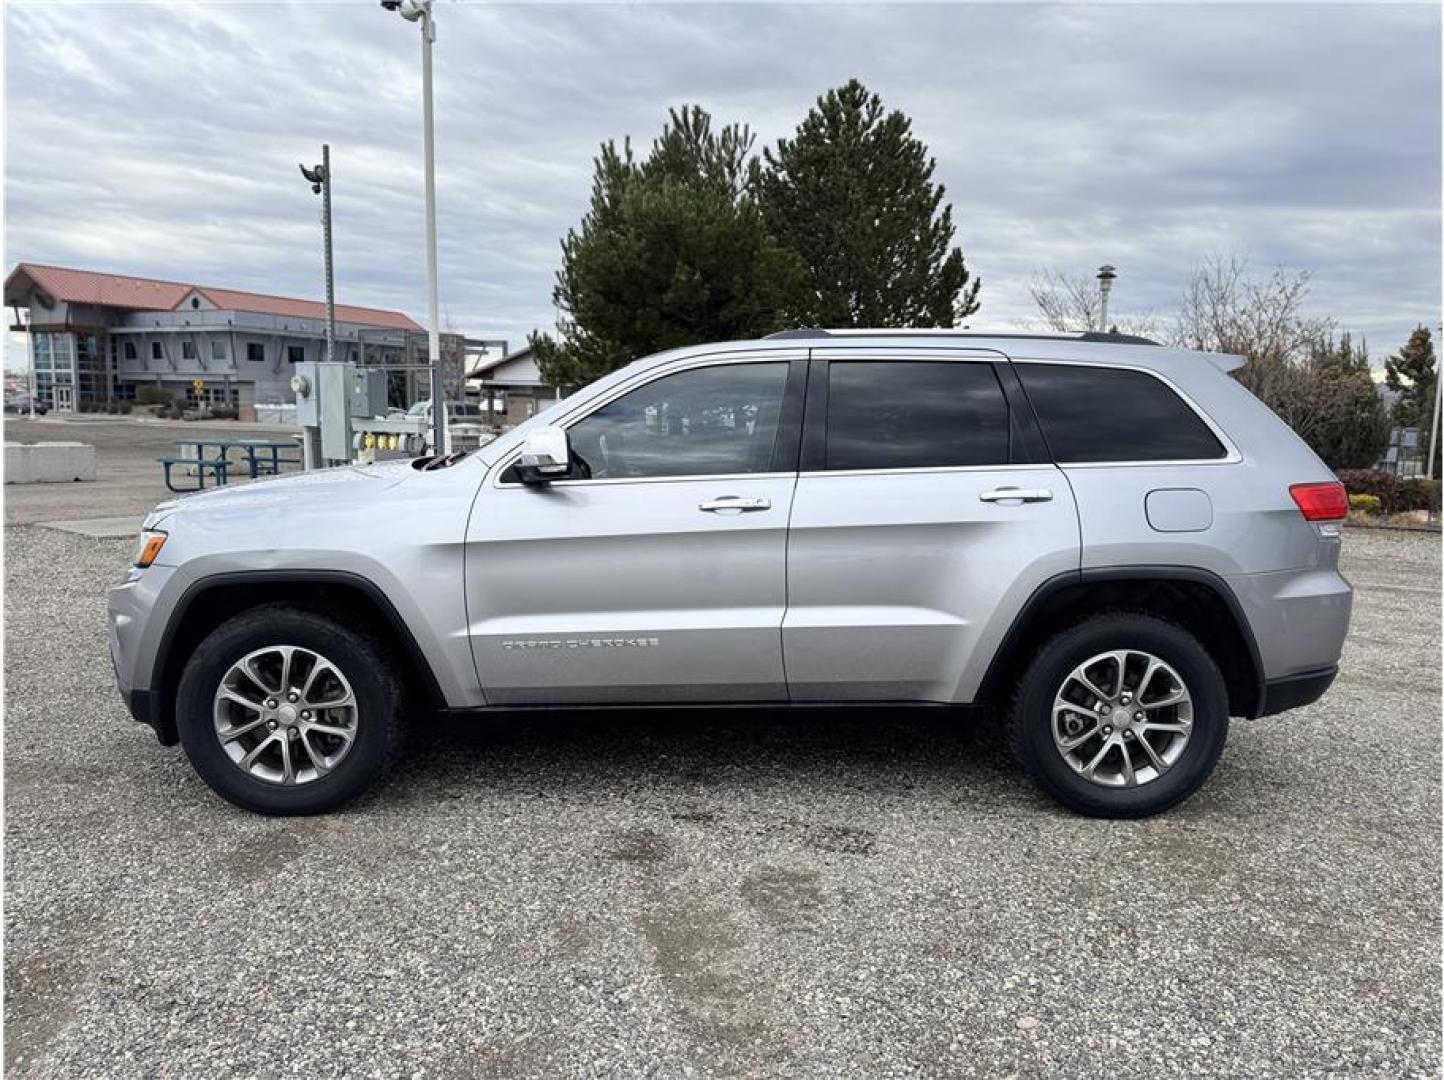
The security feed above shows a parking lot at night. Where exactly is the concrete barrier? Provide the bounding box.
[4,441,97,484]
[255,403,297,426]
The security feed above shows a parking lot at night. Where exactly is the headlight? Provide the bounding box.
[134,529,168,568]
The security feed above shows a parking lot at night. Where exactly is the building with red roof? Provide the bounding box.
[4,262,464,416]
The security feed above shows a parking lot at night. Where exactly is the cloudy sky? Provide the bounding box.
[4,1,1440,368]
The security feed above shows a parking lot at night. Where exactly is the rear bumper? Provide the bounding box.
[1256,666,1337,718]
[1227,567,1352,691]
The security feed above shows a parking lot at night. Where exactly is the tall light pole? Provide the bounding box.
[1427,323,1442,481]
[382,0,446,456]
[1096,265,1117,334]
[299,146,336,364]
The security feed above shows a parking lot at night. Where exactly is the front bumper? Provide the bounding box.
[1256,666,1337,718]
[123,688,176,745]
[108,565,179,745]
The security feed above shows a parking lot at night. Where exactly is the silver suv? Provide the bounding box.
[108,330,1352,817]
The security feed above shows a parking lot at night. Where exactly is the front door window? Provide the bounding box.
[566,362,790,479]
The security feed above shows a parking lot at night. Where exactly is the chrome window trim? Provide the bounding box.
[1059,457,1241,470]
[1011,357,1242,466]
[490,348,1242,487]
[797,462,1053,480]
[491,351,802,490]
[807,345,1006,362]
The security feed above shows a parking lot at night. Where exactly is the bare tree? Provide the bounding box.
[1025,267,1161,338]
[1169,256,1387,467]
[1172,255,1331,364]
[1028,268,1099,331]
[1027,254,1386,469]
[1172,255,1336,419]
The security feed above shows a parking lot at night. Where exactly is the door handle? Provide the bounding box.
[979,487,1053,504]
[700,495,771,513]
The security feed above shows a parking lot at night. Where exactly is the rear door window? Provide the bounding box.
[824,361,1011,471]
[1016,363,1226,463]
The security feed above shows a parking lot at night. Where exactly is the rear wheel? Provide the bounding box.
[176,606,403,815]
[1008,614,1228,818]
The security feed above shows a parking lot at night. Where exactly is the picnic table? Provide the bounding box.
[160,437,303,492]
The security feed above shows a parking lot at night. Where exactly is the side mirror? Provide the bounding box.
[516,425,570,485]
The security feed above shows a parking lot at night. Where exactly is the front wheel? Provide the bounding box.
[176,606,403,815]
[1008,614,1229,818]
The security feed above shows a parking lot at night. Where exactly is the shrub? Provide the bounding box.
[119,402,133,415]
[1348,493,1381,516]
[1336,469,1440,515]
[1397,477,1442,513]
[1336,469,1399,512]
[135,384,174,406]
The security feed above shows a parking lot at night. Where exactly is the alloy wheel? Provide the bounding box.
[212,645,359,785]
[1051,649,1194,788]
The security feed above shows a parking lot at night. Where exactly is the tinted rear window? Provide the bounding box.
[825,361,1010,470]
[1017,363,1226,463]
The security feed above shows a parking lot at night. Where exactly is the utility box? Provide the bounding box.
[350,368,389,419]
[293,361,355,465]
[316,363,353,463]
[293,362,321,427]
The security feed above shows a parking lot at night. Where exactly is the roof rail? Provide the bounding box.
[763,328,1160,346]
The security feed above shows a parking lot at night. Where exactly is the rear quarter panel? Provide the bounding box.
[1019,347,1351,680]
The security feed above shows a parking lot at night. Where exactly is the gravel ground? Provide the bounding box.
[3,511,1439,1077]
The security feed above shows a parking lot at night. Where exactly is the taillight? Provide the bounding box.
[1290,482,1348,522]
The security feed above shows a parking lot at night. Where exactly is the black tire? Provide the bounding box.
[1007,613,1229,819]
[176,606,403,815]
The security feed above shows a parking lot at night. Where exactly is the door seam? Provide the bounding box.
[778,353,814,702]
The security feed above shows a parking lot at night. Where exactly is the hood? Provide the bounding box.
[145,459,415,527]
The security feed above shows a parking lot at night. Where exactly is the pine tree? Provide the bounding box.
[1384,326,1438,431]
[1384,325,1441,474]
[530,107,808,389]
[1304,331,1390,469]
[755,79,980,328]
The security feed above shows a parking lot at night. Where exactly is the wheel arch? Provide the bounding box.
[975,566,1265,718]
[148,570,447,745]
